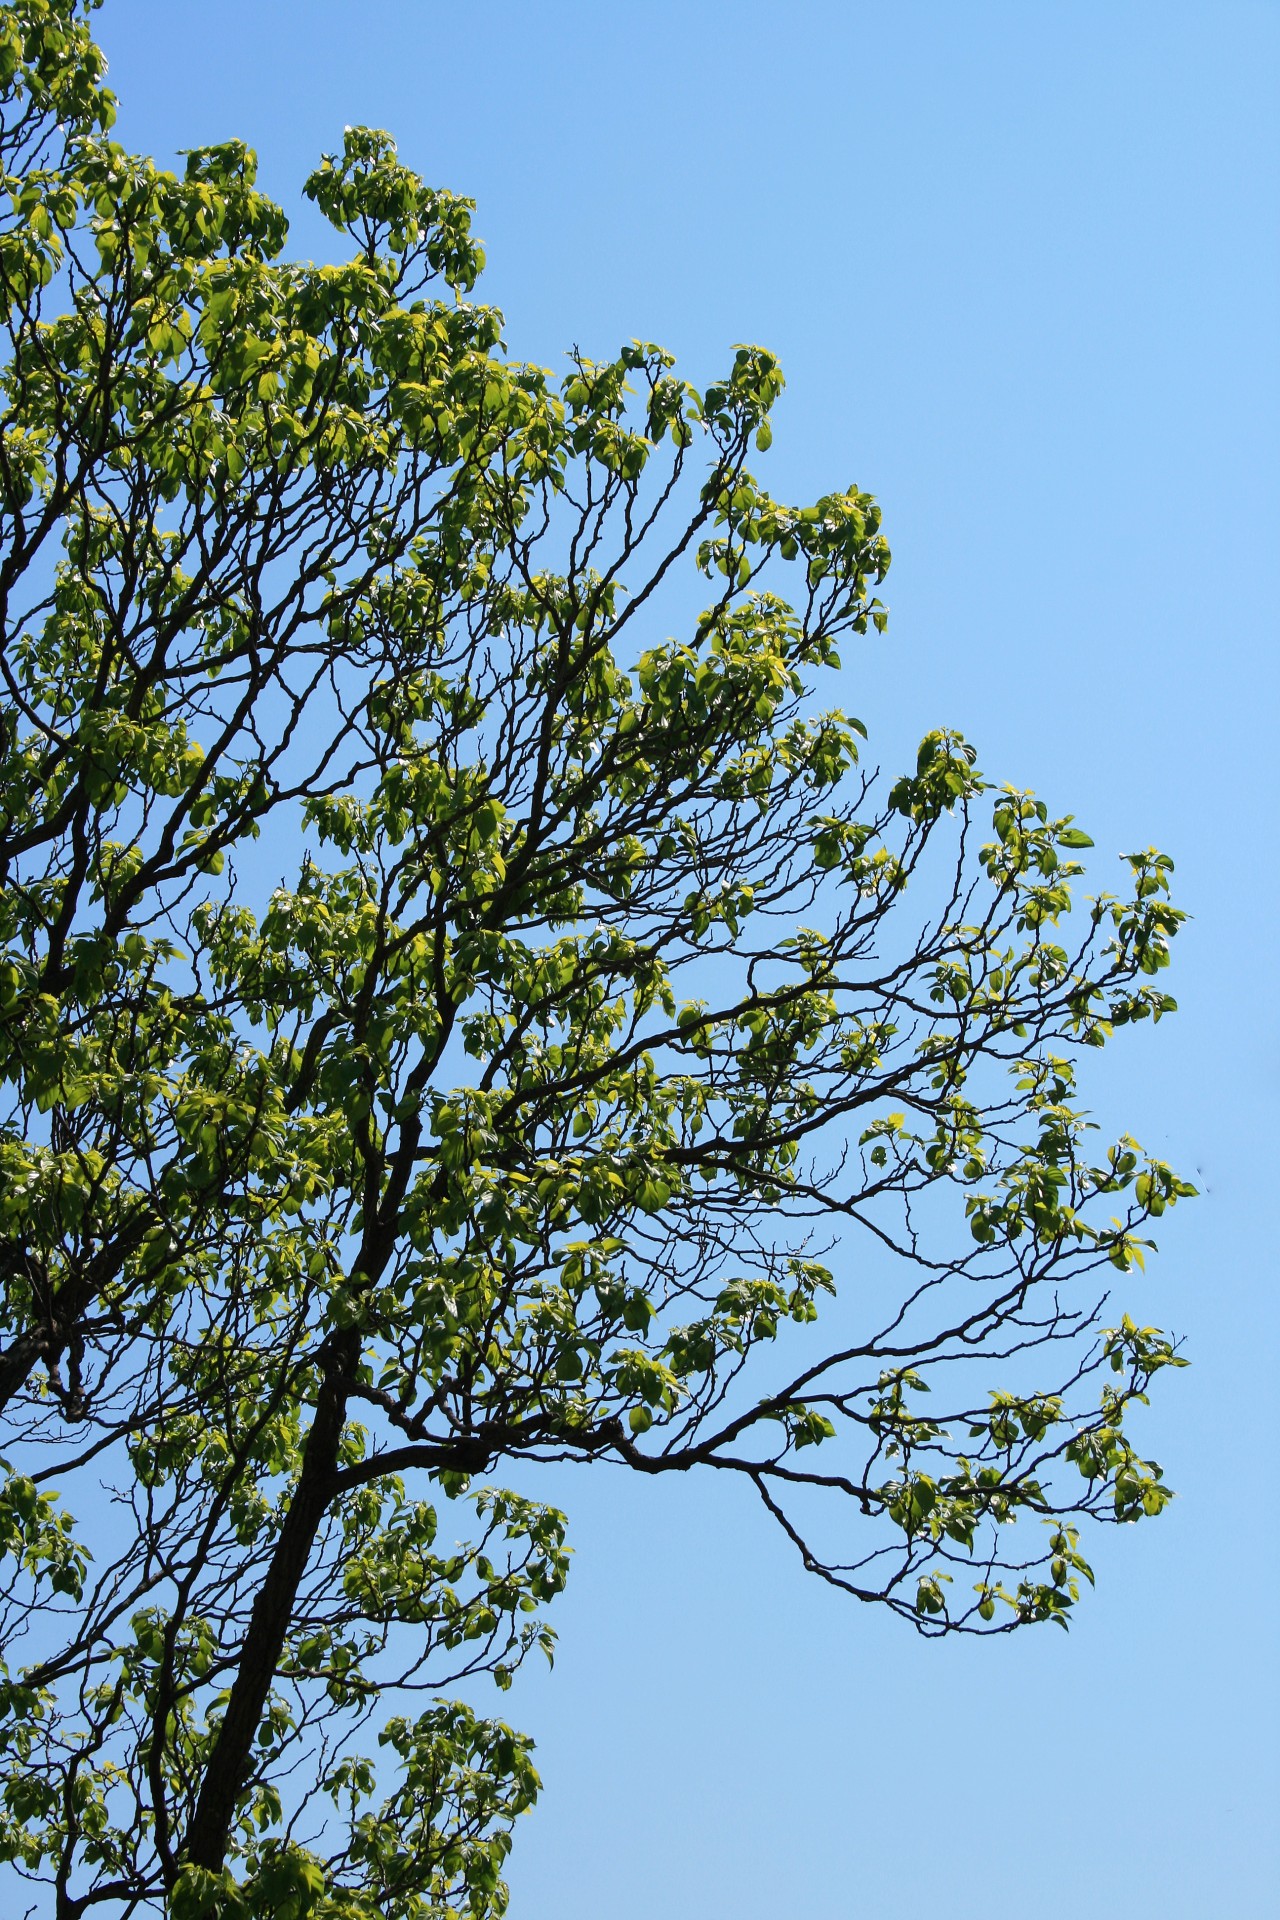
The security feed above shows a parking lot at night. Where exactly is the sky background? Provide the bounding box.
[94,3,1278,1914]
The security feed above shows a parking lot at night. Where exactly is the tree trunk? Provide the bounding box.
[181,1327,357,1874]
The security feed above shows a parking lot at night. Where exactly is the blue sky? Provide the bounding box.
[96,3,1278,1913]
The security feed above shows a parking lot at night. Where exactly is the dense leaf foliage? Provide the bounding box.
[0,5,1193,1914]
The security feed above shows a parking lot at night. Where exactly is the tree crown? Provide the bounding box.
[0,6,1191,1914]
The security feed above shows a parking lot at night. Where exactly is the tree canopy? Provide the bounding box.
[0,4,1193,1915]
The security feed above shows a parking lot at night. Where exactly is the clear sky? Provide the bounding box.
[94,3,1278,1913]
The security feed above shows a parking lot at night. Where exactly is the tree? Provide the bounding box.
[0,4,1194,1914]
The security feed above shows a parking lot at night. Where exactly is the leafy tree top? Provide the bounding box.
[0,5,1192,1914]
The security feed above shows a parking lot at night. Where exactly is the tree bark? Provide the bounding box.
[181,1327,357,1873]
